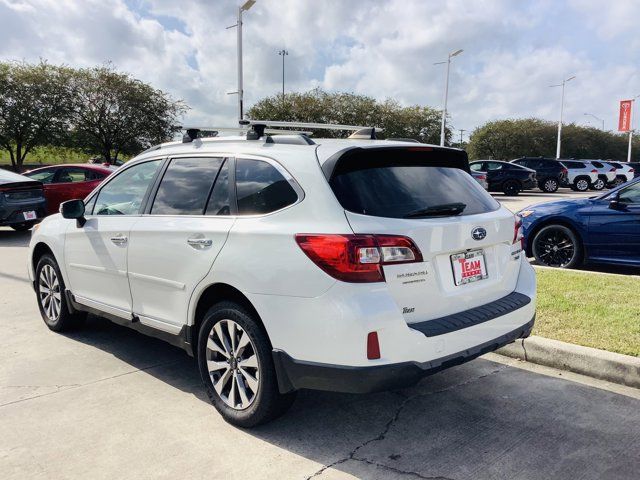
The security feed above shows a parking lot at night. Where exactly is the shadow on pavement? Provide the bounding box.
[0,229,31,247]
[64,315,640,480]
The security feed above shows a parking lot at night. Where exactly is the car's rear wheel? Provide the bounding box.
[197,301,296,427]
[502,180,521,196]
[11,222,35,231]
[540,178,559,193]
[35,254,86,331]
[591,178,605,190]
[612,176,626,187]
[532,225,582,268]
[573,177,590,192]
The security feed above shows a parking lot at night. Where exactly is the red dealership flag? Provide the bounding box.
[619,100,633,132]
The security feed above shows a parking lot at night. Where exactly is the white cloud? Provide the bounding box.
[1,0,638,138]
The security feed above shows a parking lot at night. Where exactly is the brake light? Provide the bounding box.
[367,332,381,359]
[630,168,635,173]
[591,169,598,173]
[295,234,423,283]
[513,216,524,249]
[562,167,568,175]
[610,168,616,172]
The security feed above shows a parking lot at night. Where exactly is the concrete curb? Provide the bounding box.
[497,335,640,389]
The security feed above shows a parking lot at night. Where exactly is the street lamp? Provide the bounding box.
[227,0,256,122]
[627,94,640,162]
[278,49,289,103]
[584,112,604,131]
[549,75,575,158]
[435,49,463,147]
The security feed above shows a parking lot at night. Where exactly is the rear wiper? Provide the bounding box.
[403,202,467,218]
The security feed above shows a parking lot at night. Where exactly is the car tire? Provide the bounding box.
[197,301,297,427]
[591,178,605,190]
[540,178,559,193]
[11,222,35,232]
[612,177,626,187]
[532,225,582,268]
[502,180,521,196]
[573,177,590,192]
[35,254,86,331]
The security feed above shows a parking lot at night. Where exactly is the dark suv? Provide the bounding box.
[469,160,537,196]
[511,157,567,192]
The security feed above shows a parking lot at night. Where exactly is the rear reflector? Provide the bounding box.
[295,234,423,283]
[367,332,381,360]
[513,216,524,249]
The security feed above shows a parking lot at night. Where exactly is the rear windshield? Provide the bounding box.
[563,161,585,168]
[329,149,499,219]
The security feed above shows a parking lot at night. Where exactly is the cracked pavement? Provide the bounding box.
[2,228,640,480]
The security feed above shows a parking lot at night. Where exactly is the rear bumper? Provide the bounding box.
[273,316,534,394]
[0,201,46,226]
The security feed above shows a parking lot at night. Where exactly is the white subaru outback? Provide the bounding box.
[28,124,536,427]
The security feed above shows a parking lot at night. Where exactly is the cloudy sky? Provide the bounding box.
[1,0,639,140]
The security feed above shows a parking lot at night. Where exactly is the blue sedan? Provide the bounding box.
[518,177,640,268]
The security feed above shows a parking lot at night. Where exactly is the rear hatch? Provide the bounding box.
[324,146,523,324]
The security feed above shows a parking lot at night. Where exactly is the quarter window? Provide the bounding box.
[618,183,640,204]
[235,158,298,215]
[151,157,223,215]
[94,160,162,216]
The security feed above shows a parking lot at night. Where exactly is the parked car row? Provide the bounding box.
[0,164,115,230]
[470,156,635,195]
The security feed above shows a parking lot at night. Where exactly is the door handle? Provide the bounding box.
[110,234,128,246]
[187,238,213,249]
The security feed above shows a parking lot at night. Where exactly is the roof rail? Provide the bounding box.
[176,125,313,143]
[242,119,383,139]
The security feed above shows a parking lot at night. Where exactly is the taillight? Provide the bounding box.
[562,167,568,175]
[610,167,616,172]
[630,168,635,173]
[367,332,381,359]
[513,216,524,249]
[591,169,598,173]
[295,234,423,283]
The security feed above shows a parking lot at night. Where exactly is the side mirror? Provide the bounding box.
[60,199,86,227]
[608,196,625,211]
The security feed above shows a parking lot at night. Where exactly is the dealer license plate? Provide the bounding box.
[451,250,488,286]
[22,211,36,221]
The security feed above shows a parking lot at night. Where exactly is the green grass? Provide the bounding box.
[0,146,94,166]
[534,268,640,357]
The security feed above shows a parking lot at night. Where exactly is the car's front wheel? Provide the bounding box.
[35,254,86,331]
[532,225,582,268]
[502,179,521,196]
[540,178,559,193]
[197,301,296,427]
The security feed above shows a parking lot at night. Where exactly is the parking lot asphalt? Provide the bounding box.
[1,227,639,479]
[491,187,596,213]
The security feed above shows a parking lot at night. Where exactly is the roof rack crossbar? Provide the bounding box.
[241,119,383,132]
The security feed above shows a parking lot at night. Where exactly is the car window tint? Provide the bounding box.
[486,162,504,171]
[84,195,97,215]
[26,169,56,184]
[151,157,223,215]
[618,183,640,204]
[56,167,95,183]
[564,161,584,169]
[205,160,231,216]
[609,162,622,169]
[592,161,603,168]
[469,163,483,171]
[235,158,298,215]
[95,160,162,216]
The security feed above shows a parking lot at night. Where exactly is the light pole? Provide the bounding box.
[627,94,640,162]
[435,49,463,147]
[278,49,288,103]
[550,75,575,158]
[458,128,466,146]
[584,112,604,131]
[227,0,256,122]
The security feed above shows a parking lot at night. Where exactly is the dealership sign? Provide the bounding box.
[618,100,633,132]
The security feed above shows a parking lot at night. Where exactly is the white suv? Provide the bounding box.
[28,124,536,427]
[559,160,598,191]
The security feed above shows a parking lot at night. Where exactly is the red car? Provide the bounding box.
[23,164,115,215]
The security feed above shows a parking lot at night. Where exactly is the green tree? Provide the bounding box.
[468,118,640,161]
[0,61,76,170]
[70,65,187,162]
[247,88,447,144]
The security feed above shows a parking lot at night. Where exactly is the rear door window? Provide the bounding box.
[330,156,499,219]
[235,158,298,215]
[592,161,604,168]
[151,157,223,215]
[564,161,585,169]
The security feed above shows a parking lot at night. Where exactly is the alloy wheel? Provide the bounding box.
[592,178,605,190]
[39,264,61,322]
[206,319,260,410]
[543,179,558,192]
[575,179,589,191]
[534,228,576,267]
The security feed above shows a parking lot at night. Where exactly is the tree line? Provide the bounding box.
[0,61,186,170]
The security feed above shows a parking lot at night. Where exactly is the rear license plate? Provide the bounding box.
[22,211,36,220]
[451,250,488,286]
